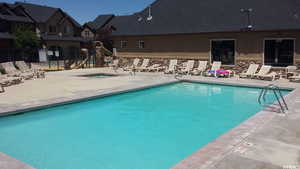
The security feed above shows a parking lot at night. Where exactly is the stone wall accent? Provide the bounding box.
[118,57,295,73]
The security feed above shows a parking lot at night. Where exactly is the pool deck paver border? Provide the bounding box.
[0,70,300,169]
[172,77,300,169]
[0,153,34,169]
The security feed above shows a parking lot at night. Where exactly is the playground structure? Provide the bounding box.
[44,41,113,71]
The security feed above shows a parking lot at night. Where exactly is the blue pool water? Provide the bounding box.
[0,82,289,169]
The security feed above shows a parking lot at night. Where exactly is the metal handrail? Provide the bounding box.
[258,84,288,113]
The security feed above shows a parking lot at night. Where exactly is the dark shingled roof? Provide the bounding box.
[86,14,114,30]
[16,2,58,23]
[0,3,33,23]
[109,0,300,36]
[15,2,81,28]
[0,14,33,23]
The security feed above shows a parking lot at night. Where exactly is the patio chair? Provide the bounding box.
[0,62,34,80]
[179,60,195,74]
[289,74,300,82]
[108,59,119,72]
[253,65,271,77]
[0,75,9,93]
[15,61,45,78]
[205,61,222,77]
[146,64,164,72]
[0,72,22,86]
[239,64,259,78]
[254,65,277,80]
[164,59,178,74]
[191,61,208,75]
[123,58,140,71]
[136,59,150,72]
[30,63,46,78]
[286,66,298,78]
[259,72,278,81]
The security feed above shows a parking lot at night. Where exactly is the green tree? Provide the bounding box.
[13,25,40,60]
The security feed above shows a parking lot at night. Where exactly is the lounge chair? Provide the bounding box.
[259,72,278,81]
[286,66,298,78]
[109,59,119,72]
[0,75,8,93]
[15,61,45,78]
[30,63,46,78]
[136,59,150,72]
[254,65,277,81]
[0,72,22,86]
[191,61,208,75]
[123,58,140,71]
[179,60,195,74]
[253,65,271,78]
[146,64,164,72]
[289,74,300,82]
[109,59,119,68]
[164,59,178,74]
[205,61,222,77]
[239,64,259,78]
[0,62,34,80]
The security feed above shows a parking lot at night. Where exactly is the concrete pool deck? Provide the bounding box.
[0,68,300,169]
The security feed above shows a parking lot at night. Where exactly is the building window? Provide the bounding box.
[64,26,71,34]
[84,30,90,37]
[138,40,145,49]
[211,40,235,65]
[121,41,127,48]
[264,39,294,67]
[49,25,56,33]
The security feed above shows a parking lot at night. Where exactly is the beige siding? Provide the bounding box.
[112,31,300,65]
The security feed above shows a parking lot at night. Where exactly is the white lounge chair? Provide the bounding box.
[260,72,278,81]
[191,61,208,75]
[1,62,34,80]
[289,74,300,82]
[0,72,22,86]
[109,59,119,68]
[205,61,222,77]
[239,64,259,78]
[123,58,140,71]
[286,66,298,78]
[15,61,45,78]
[164,59,178,74]
[254,65,271,77]
[179,60,195,74]
[254,65,277,81]
[109,59,119,72]
[146,64,164,72]
[136,59,150,72]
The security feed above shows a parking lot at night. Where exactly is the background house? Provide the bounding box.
[17,2,84,63]
[104,0,300,68]
[0,3,35,62]
[83,14,116,51]
[0,2,84,64]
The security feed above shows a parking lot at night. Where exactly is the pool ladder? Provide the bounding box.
[258,84,288,113]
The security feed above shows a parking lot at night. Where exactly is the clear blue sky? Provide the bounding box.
[3,0,156,24]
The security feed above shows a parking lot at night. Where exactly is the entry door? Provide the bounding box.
[264,39,294,66]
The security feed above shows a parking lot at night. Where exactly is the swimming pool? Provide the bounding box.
[0,82,289,169]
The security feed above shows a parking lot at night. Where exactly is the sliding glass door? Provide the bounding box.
[264,39,294,66]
